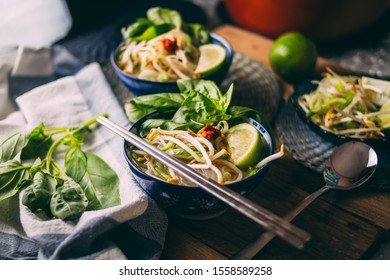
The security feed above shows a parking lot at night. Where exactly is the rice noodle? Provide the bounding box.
[118,28,201,82]
[132,126,282,186]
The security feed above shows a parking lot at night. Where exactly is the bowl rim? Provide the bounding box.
[123,113,275,191]
[291,74,389,146]
[110,32,234,85]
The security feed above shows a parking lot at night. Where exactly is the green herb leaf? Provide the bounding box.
[21,123,53,160]
[65,146,120,210]
[132,24,173,41]
[172,91,229,127]
[0,132,27,163]
[125,92,188,123]
[177,80,233,113]
[140,119,188,137]
[227,105,263,124]
[0,160,30,200]
[132,24,174,42]
[22,170,57,212]
[124,18,153,38]
[147,7,182,29]
[125,101,158,124]
[177,79,223,101]
[126,80,236,132]
[183,23,210,46]
[50,175,88,220]
[221,84,234,112]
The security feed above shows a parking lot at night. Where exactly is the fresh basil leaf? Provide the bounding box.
[28,158,44,176]
[177,79,223,102]
[147,7,182,28]
[228,105,263,124]
[22,170,57,212]
[50,175,88,220]
[125,93,187,123]
[172,91,230,126]
[65,146,120,210]
[132,92,187,108]
[125,102,158,123]
[0,160,30,201]
[221,84,234,112]
[183,23,210,46]
[20,123,53,160]
[132,23,173,42]
[0,132,27,163]
[123,18,153,38]
[140,119,188,136]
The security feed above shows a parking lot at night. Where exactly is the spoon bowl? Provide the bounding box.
[324,141,378,190]
[232,141,378,259]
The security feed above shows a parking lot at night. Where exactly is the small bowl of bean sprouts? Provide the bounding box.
[293,68,390,146]
[123,111,281,219]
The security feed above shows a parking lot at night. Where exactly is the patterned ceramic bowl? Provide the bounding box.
[111,33,233,96]
[123,112,275,219]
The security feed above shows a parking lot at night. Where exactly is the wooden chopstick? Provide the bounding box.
[97,116,311,249]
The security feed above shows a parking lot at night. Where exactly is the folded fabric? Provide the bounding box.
[0,46,167,260]
[0,0,72,48]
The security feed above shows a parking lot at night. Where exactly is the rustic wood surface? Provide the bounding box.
[160,25,390,260]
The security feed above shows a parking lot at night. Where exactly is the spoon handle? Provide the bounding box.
[231,185,330,260]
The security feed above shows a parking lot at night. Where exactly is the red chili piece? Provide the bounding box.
[199,124,221,140]
[162,38,177,53]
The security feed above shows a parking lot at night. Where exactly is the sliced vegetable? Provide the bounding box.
[298,68,390,139]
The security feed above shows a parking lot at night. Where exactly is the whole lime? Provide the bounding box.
[269,32,318,83]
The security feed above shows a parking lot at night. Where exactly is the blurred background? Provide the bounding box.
[1,0,388,77]
[60,0,389,78]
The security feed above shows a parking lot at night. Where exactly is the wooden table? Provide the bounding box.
[160,25,390,260]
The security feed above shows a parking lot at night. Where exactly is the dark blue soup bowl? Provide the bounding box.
[123,112,275,219]
[111,33,234,96]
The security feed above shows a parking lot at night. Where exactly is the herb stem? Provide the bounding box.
[44,113,108,172]
[1,164,31,174]
[44,127,67,132]
[45,134,69,172]
[79,113,108,131]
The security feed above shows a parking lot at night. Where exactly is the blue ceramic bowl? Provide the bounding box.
[111,33,234,96]
[123,112,275,219]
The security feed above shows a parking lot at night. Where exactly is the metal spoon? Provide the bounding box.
[232,141,378,259]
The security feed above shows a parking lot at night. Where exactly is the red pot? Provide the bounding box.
[224,0,388,40]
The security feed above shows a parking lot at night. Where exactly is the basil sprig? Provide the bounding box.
[125,79,263,135]
[122,7,210,46]
[0,113,120,220]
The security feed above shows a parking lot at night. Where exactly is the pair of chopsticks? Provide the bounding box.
[97,116,310,249]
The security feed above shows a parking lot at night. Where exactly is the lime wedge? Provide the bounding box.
[379,99,390,130]
[226,123,262,169]
[362,76,390,106]
[195,44,226,76]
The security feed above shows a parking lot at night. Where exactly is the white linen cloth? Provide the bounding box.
[0,46,167,259]
[0,0,72,48]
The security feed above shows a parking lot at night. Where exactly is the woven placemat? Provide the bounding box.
[275,98,390,190]
[220,52,282,122]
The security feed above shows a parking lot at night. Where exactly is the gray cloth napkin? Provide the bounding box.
[0,46,167,260]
